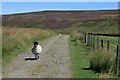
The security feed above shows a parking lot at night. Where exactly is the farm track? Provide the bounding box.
[3,35,71,78]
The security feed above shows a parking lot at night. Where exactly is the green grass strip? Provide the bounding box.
[68,38,98,78]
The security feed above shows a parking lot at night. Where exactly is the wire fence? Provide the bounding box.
[84,33,120,76]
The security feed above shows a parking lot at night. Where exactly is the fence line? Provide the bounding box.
[84,32,120,76]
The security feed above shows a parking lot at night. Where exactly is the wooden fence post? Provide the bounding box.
[101,39,104,49]
[86,33,90,46]
[97,37,99,49]
[116,45,120,76]
[86,33,88,45]
[92,35,95,50]
[90,33,92,47]
[85,33,86,43]
[107,41,110,50]
[88,33,92,47]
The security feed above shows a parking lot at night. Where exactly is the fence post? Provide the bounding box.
[92,35,95,50]
[90,33,92,47]
[97,36,99,49]
[86,33,88,45]
[101,39,104,49]
[107,41,110,50]
[85,33,86,43]
[116,45,120,76]
[86,33,90,46]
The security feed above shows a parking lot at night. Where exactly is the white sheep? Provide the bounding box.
[31,41,42,60]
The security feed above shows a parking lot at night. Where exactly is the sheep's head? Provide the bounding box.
[33,41,39,48]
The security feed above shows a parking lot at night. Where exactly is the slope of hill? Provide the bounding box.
[2,10,118,29]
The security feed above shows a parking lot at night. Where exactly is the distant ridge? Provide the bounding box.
[2,10,118,29]
[3,9,118,15]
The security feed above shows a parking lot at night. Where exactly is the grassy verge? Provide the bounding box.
[89,35,118,78]
[2,27,55,66]
[99,36,119,45]
[68,37,98,78]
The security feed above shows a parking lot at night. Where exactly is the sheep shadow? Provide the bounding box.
[24,57,36,61]
[82,67,91,70]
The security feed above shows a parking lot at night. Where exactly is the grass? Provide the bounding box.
[2,27,55,66]
[73,18,118,34]
[88,45,117,78]
[87,35,118,77]
[99,36,119,46]
[0,26,1,78]
[86,34,118,76]
[54,19,118,35]
[68,37,98,78]
[89,49,116,74]
[68,32,118,78]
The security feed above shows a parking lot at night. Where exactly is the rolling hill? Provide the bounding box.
[2,10,118,29]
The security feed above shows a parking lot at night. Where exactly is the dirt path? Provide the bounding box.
[3,35,71,78]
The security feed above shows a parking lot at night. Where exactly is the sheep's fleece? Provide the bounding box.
[31,44,42,54]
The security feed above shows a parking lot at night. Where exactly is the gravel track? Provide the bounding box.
[3,35,71,78]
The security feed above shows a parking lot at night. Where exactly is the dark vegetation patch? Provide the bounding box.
[2,10,118,30]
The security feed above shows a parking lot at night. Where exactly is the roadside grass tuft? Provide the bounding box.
[89,49,116,74]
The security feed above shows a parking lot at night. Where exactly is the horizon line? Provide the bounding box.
[2,8,118,15]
